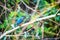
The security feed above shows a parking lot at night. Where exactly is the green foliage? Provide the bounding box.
[6,0,15,8]
[16,0,21,3]
[38,0,48,9]
[9,11,17,18]
[55,15,60,22]
[0,0,60,39]
[24,0,29,4]
[17,12,26,17]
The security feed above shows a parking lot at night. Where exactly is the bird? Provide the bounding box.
[15,16,25,26]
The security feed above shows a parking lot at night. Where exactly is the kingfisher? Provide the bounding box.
[15,16,26,26]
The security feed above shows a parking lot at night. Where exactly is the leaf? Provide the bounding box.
[51,0,55,3]
[55,15,60,22]
[27,25,33,30]
[17,12,26,18]
[0,24,4,28]
[9,11,17,18]
[37,28,42,34]
[24,0,29,4]
[16,0,21,3]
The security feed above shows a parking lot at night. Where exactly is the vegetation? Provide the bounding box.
[0,0,60,40]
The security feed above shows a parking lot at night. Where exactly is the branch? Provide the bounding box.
[32,0,40,15]
[0,14,56,39]
[21,0,35,12]
[0,5,12,12]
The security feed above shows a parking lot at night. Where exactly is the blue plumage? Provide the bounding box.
[16,16,25,26]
